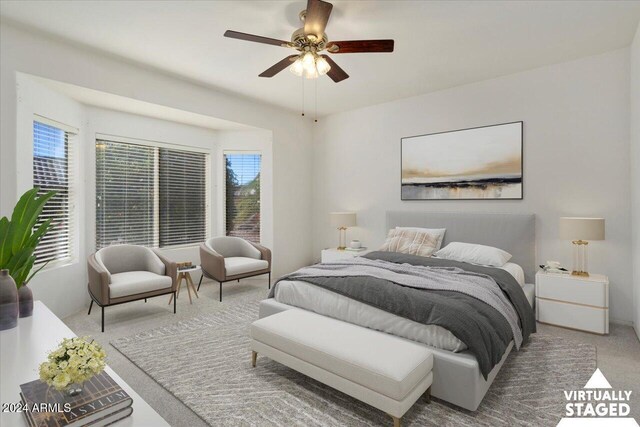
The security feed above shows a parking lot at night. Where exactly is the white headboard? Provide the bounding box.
[386,211,537,283]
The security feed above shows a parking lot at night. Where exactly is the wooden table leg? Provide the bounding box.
[186,273,199,299]
[184,273,193,304]
[251,351,257,368]
[390,415,401,427]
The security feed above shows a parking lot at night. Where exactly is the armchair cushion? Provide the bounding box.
[95,245,165,276]
[109,271,172,299]
[224,257,269,277]
[206,237,261,259]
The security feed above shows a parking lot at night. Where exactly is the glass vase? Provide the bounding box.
[65,382,84,397]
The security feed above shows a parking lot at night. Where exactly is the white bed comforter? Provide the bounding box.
[275,279,468,352]
[273,262,531,353]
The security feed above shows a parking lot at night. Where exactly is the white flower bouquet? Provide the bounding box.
[39,337,106,391]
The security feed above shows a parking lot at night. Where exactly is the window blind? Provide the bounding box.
[96,140,157,248]
[224,153,261,243]
[33,121,75,265]
[159,148,208,247]
[96,139,209,250]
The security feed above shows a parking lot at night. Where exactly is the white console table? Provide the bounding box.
[0,301,169,426]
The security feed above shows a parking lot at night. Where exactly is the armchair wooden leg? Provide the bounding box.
[88,300,93,315]
[237,279,240,283]
[101,306,105,333]
[251,351,257,368]
[219,282,223,302]
[173,291,177,313]
[268,272,271,290]
[197,274,203,291]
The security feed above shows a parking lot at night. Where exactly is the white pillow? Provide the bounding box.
[395,227,446,250]
[500,262,525,287]
[434,242,512,267]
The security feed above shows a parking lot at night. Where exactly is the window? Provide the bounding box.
[96,141,157,248]
[224,153,261,243]
[159,149,208,247]
[96,138,209,249]
[33,120,75,265]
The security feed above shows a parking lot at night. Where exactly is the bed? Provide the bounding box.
[259,211,536,411]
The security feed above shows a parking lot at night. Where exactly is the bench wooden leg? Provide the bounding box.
[390,415,401,427]
[251,351,257,368]
[425,385,431,403]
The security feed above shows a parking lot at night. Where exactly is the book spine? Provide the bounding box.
[20,393,36,427]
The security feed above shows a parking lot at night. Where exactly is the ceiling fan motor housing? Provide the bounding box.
[291,27,328,52]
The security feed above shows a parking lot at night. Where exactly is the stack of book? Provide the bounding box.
[177,261,194,271]
[19,371,133,427]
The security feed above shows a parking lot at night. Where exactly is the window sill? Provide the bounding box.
[34,258,78,275]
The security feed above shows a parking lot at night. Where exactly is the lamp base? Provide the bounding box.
[337,227,347,251]
[571,271,590,277]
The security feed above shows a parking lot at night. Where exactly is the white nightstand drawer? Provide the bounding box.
[536,298,609,334]
[536,274,608,308]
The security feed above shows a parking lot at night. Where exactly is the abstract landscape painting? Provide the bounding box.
[401,122,523,200]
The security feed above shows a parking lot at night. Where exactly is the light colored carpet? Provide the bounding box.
[111,299,596,426]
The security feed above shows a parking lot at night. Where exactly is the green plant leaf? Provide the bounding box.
[25,219,52,248]
[26,260,49,284]
[0,217,9,267]
[10,188,55,255]
[13,256,35,288]
[5,246,35,275]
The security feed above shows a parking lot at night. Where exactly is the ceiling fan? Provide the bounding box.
[224,0,394,83]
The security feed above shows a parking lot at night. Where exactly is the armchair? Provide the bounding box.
[199,237,271,301]
[87,244,177,331]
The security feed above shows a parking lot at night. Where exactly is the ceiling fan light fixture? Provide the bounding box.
[302,51,316,70]
[289,57,304,76]
[316,56,331,75]
[304,66,319,79]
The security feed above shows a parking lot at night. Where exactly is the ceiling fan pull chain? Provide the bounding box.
[314,78,318,123]
[301,76,305,117]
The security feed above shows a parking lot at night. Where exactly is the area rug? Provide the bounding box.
[111,301,596,426]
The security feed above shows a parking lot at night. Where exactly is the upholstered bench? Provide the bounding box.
[250,309,433,427]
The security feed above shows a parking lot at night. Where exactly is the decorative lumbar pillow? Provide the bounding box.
[395,227,446,250]
[379,228,442,257]
[433,242,512,267]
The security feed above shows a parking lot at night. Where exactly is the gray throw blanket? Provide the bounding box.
[279,257,523,349]
[269,251,536,379]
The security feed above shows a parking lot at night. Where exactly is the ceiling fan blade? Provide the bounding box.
[304,0,333,38]
[224,30,289,47]
[320,55,349,83]
[326,40,394,54]
[259,55,298,77]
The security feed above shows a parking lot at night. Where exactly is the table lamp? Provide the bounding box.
[559,217,605,277]
[330,212,357,250]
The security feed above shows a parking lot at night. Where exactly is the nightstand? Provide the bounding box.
[535,271,609,334]
[321,248,370,263]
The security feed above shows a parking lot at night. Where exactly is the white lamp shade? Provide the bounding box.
[330,212,357,228]
[559,217,605,241]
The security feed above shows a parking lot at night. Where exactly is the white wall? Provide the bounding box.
[1,22,313,318]
[631,23,640,339]
[312,49,634,323]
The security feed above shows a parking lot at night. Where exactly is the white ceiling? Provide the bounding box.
[2,1,640,116]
